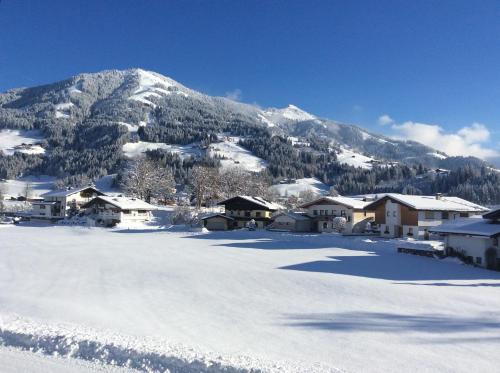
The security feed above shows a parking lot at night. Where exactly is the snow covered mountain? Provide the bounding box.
[0,68,489,182]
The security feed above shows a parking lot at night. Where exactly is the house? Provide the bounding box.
[430,208,500,269]
[269,212,312,232]
[31,186,105,220]
[364,193,489,239]
[82,195,155,226]
[201,214,236,231]
[211,196,280,230]
[299,196,375,233]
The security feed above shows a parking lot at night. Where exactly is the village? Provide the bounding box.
[1,178,499,272]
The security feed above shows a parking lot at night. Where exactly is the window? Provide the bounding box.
[460,213,468,218]
[323,222,328,229]
[340,210,346,217]
[347,216,351,222]
[476,257,482,265]
[393,211,396,217]
[407,227,413,236]
[313,210,318,216]
[384,226,390,234]
[364,211,367,216]
[320,210,324,215]
[387,211,390,217]
[39,205,46,209]
[255,211,261,218]
[442,212,449,220]
[425,211,434,219]
[245,211,251,217]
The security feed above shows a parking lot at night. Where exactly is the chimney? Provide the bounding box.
[435,193,443,200]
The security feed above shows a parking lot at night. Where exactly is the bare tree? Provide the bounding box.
[121,157,176,203]
[23,182,33,203]
[0,183,6,213]
[298,189,318,204]
[189,166,220,208]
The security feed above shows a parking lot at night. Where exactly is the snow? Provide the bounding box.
[427,152,447,159]
[208,138,267,171]
[262,104,316,125]
[122,141,202,159]
[55,102,75,118]
[369,193,489,212]
[0,347,133,373]
[0,129,46,156]
[336,147,374,169]
[270,178,328,197]
[93,196,156,210]
[1,175,56,198]
[430,218,500,236]
[128,69,189,107]
[301,195,371,209]
[2,227,500,372]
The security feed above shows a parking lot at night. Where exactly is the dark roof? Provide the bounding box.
[217,196,279,211]
[483,208,500,220]
[42,186,105,198]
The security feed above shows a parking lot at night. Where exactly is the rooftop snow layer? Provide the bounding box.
[93,195,156,210]
[430,219,500,236]
[369,193,488,212]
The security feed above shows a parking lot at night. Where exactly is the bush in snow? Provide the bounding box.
[332,216,347,233]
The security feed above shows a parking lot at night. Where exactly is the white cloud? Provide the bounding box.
[224,88,242,101]
[378,114,394,126]
[387,118,500,163]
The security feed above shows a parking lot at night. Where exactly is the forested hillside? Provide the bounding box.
[0,68,499,204]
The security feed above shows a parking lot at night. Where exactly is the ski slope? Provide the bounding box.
[270,178,328,197]
[1,226,500,372]
[208,138,267,171]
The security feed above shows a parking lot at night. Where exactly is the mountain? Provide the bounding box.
[0,68,498,204]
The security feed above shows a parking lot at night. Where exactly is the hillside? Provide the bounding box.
[0,68,498,203]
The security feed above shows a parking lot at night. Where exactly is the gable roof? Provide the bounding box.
[201,214,235,221]
[299,196,370,210]
[85,196,156,210]
[272,212,311,221]
[217,196,280,210]
[42,186,104,198]
[430,219,500,237]
[364,193,488,213]
[483,207,500,220]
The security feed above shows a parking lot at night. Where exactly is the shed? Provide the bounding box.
[202,214,236,231]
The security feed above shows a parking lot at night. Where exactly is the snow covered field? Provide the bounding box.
[1,226,500,372]
[336,147,374,169]
[270,178,328,197]
[0,129,45,155]
[208,138,267,171]
[1,175,56,198]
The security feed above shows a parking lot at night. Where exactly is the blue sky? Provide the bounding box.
[0,0,499,160]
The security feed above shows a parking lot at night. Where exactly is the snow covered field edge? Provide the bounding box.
[0,316,340,373]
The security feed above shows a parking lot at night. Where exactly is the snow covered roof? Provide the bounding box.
[365,193,488,212]
[218,196,281,210]
[42,186,103,198]
[90,196,156,210]
[430,219,500,237]
[300,196,370,210]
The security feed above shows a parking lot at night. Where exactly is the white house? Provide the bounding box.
[299,196,375,233]
[430,208,500,269]
[31,186,105,220]
[82,195,156,226]
[364,193,489,239]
